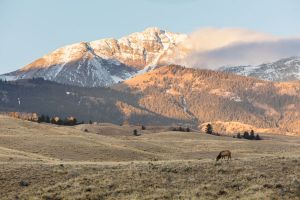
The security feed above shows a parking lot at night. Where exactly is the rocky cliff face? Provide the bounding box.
[90,27,187,70]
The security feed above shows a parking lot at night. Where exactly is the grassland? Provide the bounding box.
[0,115,299,199]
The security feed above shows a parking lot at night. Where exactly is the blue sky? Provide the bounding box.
[1,0,300,74]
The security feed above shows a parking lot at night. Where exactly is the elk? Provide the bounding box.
[216,150,231,162]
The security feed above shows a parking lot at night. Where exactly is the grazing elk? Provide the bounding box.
[216,150,231,162]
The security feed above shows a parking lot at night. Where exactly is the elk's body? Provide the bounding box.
[216,150,231,161]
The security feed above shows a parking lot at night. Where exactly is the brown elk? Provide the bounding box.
[216,150,231,162]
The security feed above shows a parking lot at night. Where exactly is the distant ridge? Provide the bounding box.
[219,57,300,82]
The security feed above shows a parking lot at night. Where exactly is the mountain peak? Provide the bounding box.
[143,27,166,33]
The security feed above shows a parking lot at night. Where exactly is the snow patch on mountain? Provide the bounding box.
[0,75,17,81]
[219,57,300,82]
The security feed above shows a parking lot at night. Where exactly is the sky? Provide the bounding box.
[1,0,300,74]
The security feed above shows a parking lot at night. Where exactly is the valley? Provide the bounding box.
[0,115,299,199]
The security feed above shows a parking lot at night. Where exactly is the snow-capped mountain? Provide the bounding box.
[4,42,137,87]
[2,27,187,87]
[219,57,300,82]
[90,27,187,70]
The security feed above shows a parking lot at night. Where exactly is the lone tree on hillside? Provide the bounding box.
[205,124,213,134]
[250,130,255,140]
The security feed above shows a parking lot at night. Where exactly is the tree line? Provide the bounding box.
[235,130,261,140]
[38,115,78,126]
[205,123,261,140]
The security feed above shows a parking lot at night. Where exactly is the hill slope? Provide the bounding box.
[120,65,300,134]
[1,65,299,135]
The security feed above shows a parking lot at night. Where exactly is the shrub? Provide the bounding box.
[19,180,30,187]
[65,117,77,126]
[141,125,146,130]
[178,126,184,132]
[170,126,191,132]
[133,129,140,136]
[57,119,63,125]
[237,133,242,139]
[255,134,261,140]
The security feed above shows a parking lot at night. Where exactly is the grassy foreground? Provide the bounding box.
[0,116,299,199]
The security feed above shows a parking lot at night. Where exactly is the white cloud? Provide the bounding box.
[168,28,300,68]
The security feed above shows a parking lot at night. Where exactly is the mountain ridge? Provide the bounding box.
[2,27,186,87]
[2,65,299,135]
[219,56,300,82]
[2,28,300,86]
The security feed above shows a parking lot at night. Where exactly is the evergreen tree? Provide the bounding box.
[250,130,255,140]
[38,115,45,123]
[63,118,69,125]
[57,119,63,125]
[45,116,50,123]
[50,118,56,124]
[73,118,77,125]
[243,131,249,139]
[205,124,213,134]
[237,133,241,139]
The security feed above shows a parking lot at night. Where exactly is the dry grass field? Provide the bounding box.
[0,115,299,199]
